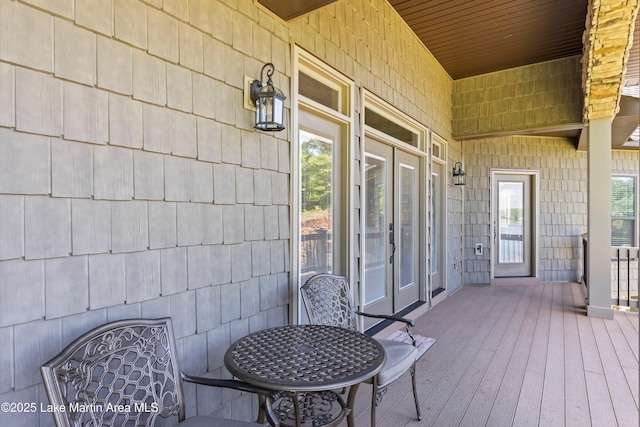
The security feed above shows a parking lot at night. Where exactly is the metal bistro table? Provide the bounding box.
[224,324,386,427]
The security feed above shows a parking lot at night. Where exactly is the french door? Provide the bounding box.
[363,137,421,320]
[493,173,535,277]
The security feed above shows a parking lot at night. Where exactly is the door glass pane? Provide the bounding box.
[498,181,524,263]
[431,172,440,275]
[364,153,387,304]
[299,130,334,280]
[399,163,416,288]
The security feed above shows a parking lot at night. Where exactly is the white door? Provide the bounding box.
[493,173,535,277]
[363,137,421,320]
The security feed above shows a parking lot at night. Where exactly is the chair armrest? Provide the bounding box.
[356,311,419,347]
[355,311,416,328]
[181,372,278,398]
[182,372,281,425]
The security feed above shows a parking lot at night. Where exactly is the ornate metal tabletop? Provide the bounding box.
[224,325,386,427]
[224,324,385,392]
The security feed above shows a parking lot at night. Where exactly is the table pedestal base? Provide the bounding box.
[271,390,349,427]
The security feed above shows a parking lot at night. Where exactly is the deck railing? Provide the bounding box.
[300,228,330,274]
[582,235,639,310]
[611,246,639,309]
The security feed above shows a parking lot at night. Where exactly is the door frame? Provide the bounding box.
[490,169,540,281]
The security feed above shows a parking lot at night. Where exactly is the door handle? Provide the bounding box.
[389,222,396,264]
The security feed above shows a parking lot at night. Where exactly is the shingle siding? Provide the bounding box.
[463,137,639,284]
[453,57,583,138]
[0,195,23,260]
[0,0,53,73]
[62,83,109,145]
[15,69,62,137]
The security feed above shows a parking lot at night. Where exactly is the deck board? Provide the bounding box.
[563,283,591,427]
[377,286,508,426]
[431,288,524,426]
[605,311,640,410]
[592,319,639,427]
[511,284,553,426]
[539,284,566,427]
[616,310,640,363]
[458,285,533,427]
[337,282,639,427]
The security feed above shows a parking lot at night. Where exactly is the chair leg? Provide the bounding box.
[411,363,423,421]
[257,395,266,424]
[371,377,378,427]
[346,383,360,427]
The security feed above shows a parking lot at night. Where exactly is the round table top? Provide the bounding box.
[224,324,386,392]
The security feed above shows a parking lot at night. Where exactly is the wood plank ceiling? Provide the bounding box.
[258,0,639,147]
[388,0,588,80]
[388,0,639,148]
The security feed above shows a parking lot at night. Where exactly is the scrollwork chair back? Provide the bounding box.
[301,274,424,426]
[41,318,184,427]
[300,274,359,332]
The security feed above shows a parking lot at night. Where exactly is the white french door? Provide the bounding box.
[363,137,421,321]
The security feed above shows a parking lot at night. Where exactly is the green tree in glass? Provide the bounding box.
[301,138,333,214]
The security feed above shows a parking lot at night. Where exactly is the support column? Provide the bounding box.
[586,117,613,319]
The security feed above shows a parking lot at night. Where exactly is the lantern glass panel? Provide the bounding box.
[274,97,283,124]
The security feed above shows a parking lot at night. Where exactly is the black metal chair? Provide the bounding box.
[41,318,278,427]
[301,274,422,426]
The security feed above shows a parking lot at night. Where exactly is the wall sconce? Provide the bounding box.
[249,62,286,132]
[452,162,466,185]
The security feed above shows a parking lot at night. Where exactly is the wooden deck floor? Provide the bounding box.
[341,282,639,427]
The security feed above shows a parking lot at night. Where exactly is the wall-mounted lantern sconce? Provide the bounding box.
[452,162,466,186]
[249,62,286,132]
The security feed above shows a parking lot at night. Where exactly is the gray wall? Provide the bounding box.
[0,0,461,426]
[0,0,291,425]
[463,136,639,284]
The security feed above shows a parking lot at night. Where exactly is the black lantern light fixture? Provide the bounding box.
[452,162,466,186]
[249,62,286,132]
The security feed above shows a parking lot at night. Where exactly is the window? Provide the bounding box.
[297,57,350,115]
[295,49,352,291]
[611,175,637,246]
[431,135,445,161]
[299,127,336,277]
[298,72,340,111]
[364,107,419,147]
